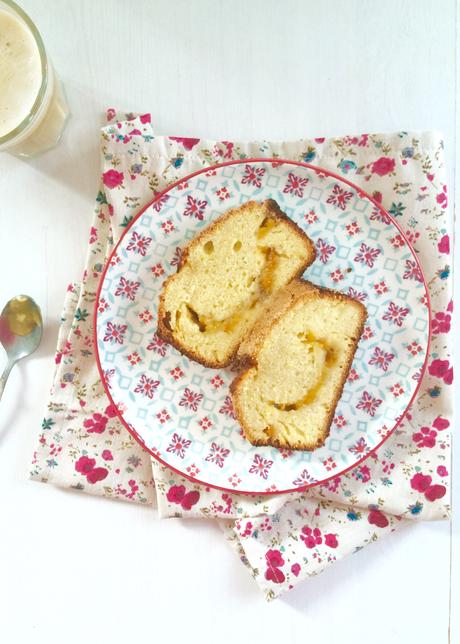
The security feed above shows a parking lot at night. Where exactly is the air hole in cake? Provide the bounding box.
[233,240,242,252]
[203,240,214,254]
[185,305,206,332]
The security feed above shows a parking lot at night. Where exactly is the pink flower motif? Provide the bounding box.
[169,136,200,150]
[138,308,154,324]
[424,484,446,502]
[180,490,200,510]
[369,346,395,372]
[134,374,160,399]
[357,391,382,417]
[347,287,367,302]
[210,374,224,389]
[326,184,354,210]
[433,416,449,431]
[265,549,285,568]
[383,301,410,327]
[105,404,118,418]
[179,387,203,411]
[170,366,185,380]
[432,311,451,334]
[241,164,265,188]
[437,466,448,477]
[219,395,236,418]
[325,533,339,548]
[390,382,404,397]
[291,563,301,577]
[406,340,423,356]
[370,205,391,224]
[283,172,309,197]
[205,442,230,468]
[166,484,186,503]
[410,472,432,492]
[198,416,213,431]
[330,268,344,282]
[347,367,359,382]
[126,231,152,256]
[83,413,108,434]
[86,467,109,484]
[304,209,318,224]
[115,276,140,301]
[412,426,437,448]
[316,238,336,264]
[403,259,423,282]
[152,194,170,212]
[292,469,317,487]
[346,220,360,236]
[127,351,141,366]
[300,526,323,549]
[368,509,389,528]
[147,333,168,356]
[373,280,388,295]
[438,234,450,254]
[151,262,165,278]
[333,414,347,428]
[249,454,273,480]
[166,433,192,459]
[103,321,127,345]
[102,169,124,189]
[170,247,182,267]
[216,186,231,201]
[428,359,453,385]
[161,219,175,234]
[348,437,370,455]
[354,242,381,268]
[75,456,96,474]
[370,156,396,176]
[182,194,208,220]
[352,464,371,483]
[101,450,113,461]
[390,233,405,249]
[156,409,171,424]
[436,187,448,209]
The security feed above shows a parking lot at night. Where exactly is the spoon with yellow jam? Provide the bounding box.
[0,295,43,400]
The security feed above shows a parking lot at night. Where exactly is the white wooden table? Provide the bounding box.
[0,1,457,642]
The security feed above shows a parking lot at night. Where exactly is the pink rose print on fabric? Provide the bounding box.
[134,374,160,399]
[126,231,152,256]
[183,195,208,220]
[205,443,230,468]
[74,456,108,485]
[166,484,200,510]
[103,321,127,345]
[432,310,451,334]
[241,164,265,188]
[354,243,381,268]
[114,276,140,301]
[368,346,394,371]
[412,426,437,448]
[300,526,323,548]
[249,454,273,479]
[83,412,108,434]
[356,391,382,417]
[283,172,309,197]
[147,333,168,357]
[166,433,192,459]
[370,157,396,176]
[324,533,339,548]
[433,416,449,431]
[383,301,410,327]
[368,509,389,528]
[410,473,446,502]
[436,185,448,209]
[315,238,336,263]
[101,449,113,461]
[438,234,450,254]
[428,359,453,385]
[291,563,301,577]
[425,485,447,502]
[264,549,285,584]
[219,395,236,418]
[102,169,124,189]
[179,387,203,411]
[326,184,354,210]
[169,136,200,150]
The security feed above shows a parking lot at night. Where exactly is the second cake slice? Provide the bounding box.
[231,280,367,450]
[157,199,316,367]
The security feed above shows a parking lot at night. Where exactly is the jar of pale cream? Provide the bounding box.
[0,0,69,156]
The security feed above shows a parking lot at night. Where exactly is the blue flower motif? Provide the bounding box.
[131,163,143,174]
[338,159,357,174]
[172,157,184,168]
[402,146,415,158]
[428,386,441,398]
[303,148,316,163]
[409,503,423,515]
[438,266,450,280]
[347,511,358,521]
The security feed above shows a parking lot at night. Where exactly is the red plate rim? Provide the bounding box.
[93,158,432,496]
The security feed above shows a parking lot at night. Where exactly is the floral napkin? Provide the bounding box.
[31,110,452,600]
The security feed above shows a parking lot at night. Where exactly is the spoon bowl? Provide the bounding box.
[0,295,43,400]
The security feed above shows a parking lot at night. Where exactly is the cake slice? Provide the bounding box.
[231,280,367,450]
[157,199,316,367]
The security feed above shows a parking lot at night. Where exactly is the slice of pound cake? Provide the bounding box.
[157,199,316,367]
[231,280,367,450]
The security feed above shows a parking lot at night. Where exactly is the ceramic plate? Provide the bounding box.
[95,160,430,494]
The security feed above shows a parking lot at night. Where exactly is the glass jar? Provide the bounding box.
[0,0,69,157]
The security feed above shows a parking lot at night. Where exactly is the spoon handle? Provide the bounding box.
[0,359,15,401]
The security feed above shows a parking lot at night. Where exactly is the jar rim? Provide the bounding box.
[0,0,49,145]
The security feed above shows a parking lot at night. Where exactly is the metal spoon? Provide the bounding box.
[0,295,43,401]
